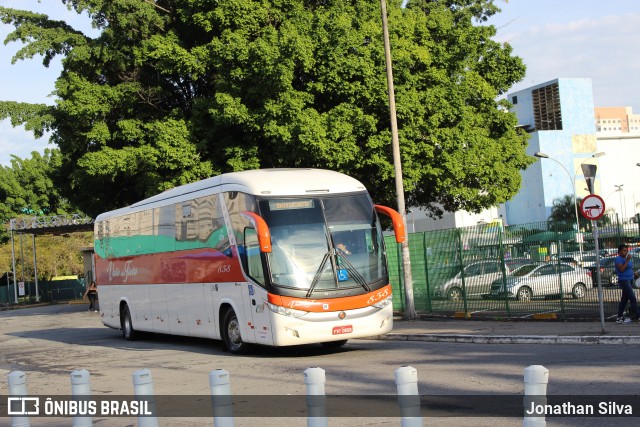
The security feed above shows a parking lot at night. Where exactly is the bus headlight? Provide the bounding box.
[372,296,393,309]
[265,302,307,318]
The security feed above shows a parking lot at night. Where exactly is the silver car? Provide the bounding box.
[488,262,590,301]
[434,260,511,300]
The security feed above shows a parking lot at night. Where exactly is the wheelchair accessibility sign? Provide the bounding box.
[337,269,349,282]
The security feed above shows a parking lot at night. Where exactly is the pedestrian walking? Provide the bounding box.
[83,281,99,312]
[614,244,640,324]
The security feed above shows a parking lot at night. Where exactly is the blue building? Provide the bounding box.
[503,78,601,226]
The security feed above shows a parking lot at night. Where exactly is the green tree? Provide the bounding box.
[0,149,74,242]
[0,232,91,281]
[0,0,533,218]
[548,194,614,232]
[548,195,579,232]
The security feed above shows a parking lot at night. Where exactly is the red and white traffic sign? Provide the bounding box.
[579,194,605,220]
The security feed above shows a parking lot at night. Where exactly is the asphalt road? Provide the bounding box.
[0,304,637,426]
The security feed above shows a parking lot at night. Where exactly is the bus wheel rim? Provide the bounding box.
[228,318,241,345]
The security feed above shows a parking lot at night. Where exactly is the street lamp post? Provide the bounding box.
[406,209,415,233]
[535,151,607,333]
[534,152,580,248]
[534,151,606,256]
[615,184,624,221]
[379,0,416,319]
[636,164,640,220]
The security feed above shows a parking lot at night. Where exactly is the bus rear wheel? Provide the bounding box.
[222,308,248,354]
[121,304,140,341]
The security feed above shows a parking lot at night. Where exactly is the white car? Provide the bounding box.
[433,260,511,300]
[488,262,590,301]
[550,252,602,267]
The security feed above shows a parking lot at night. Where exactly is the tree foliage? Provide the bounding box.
[548,193,618,233]
[0,149,74,242]
[548,194,580,231]
[0,0,533,218]
[0,232,91,280]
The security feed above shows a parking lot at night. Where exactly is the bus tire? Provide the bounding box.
[321,339,348,348]
[222,308,247,354]
[121,304,140,341]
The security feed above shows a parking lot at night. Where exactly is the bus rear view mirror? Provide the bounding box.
[240,211,272,252]
[374,205,406,243]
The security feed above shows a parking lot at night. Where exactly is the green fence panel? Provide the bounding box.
[39,279,86,302]
[387,212,640,320]
[384,236,403,311]
[0,284,11,304]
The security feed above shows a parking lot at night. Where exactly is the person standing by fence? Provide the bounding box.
[614,244,640,324]
[83,281,99,312]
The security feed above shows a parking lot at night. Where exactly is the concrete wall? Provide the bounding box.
[596,135,640,221]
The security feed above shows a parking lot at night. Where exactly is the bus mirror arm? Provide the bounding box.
[374,205,406,243]
[240,212,272,253]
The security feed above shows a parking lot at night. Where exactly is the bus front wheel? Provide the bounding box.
[222,308,247,354]
[121,304,139,341]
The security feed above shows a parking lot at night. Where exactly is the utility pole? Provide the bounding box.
[380,0,416,319]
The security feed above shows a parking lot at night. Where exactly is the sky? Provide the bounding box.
[1,0,640,166]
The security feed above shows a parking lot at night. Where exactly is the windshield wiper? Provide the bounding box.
[306,249,371,298]
[305,249,371,298]
[306,251,332,298]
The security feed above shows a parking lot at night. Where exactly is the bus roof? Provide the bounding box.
[96,168,368,221]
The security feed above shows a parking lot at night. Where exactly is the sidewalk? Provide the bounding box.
[4,302,639,344]
[369,316,640,345]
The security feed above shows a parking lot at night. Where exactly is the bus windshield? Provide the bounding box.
[257,194,388,293]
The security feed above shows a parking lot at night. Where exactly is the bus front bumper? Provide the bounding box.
[270,304,393,346]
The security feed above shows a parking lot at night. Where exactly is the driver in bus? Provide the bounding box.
[336,243,351,255]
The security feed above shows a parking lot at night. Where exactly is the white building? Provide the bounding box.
[412,78,640,231]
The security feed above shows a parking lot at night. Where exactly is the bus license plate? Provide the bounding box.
[332,325,353,335]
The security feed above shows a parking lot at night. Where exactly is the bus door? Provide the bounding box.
[242,228,273,345]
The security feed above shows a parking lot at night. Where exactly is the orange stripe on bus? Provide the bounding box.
[267,284,392,312]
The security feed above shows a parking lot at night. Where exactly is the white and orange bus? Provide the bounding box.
[94,169,405,353]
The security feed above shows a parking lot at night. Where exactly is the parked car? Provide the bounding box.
[505,257,535,270]
[577,254,604,267]
[585,255,640,287]
[487,262,591,301]
[550,252,603,268]
[433,260,512,300]
[549,252,581,265]
[599,248,619,257]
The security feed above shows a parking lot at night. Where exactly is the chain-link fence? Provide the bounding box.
[386,213,640,320]
[0,278,85,304]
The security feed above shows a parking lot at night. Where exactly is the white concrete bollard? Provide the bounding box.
[70,369,92,427]
[304,367,327,427]
[132,369,159,427]
[394,366,423,427]
[209,369,234,427]
[523,365,549,427]
[8,371,31,427]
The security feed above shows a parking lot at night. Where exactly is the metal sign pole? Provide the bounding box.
[580,161,605,333]
[592,221,605,333]
[32,234,40,302]
[10,227,18,304]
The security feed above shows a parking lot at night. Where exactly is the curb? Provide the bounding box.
[366,333,640,345]
[0,301,86,311]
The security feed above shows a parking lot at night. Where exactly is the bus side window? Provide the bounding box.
[244,228,265,286]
